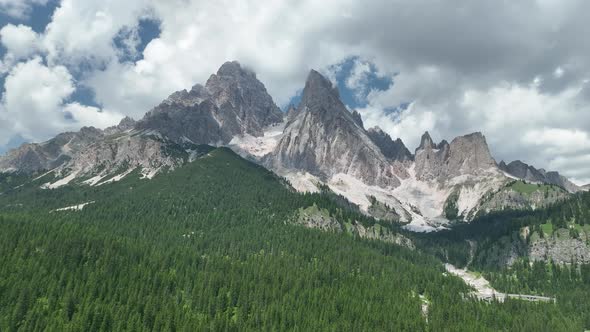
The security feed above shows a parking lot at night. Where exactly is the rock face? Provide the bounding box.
[367,127,413,162]
[415,132,497,182]
[0,126,105,173]
[104,116,136,135]
[528,229,590,264]
[296,204,414,248]
[1,61,283,185]
[286,104,298,122]
[138,61,283,145]
[62,134,185,178]
[271,70,400,188]
[351,110,364,129]
[499,160,544,183]
[137,100,226,144]
[499,160,582,193]
[0,60,580,230]
[542,170,581,193]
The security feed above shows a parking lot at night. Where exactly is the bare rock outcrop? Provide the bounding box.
[271,70,400,188]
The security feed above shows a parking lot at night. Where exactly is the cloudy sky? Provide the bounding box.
[0,0,589,184]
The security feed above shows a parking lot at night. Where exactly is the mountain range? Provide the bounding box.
[0,61,584,231]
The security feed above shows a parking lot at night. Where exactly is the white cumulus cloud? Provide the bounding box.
[0,57,122,145]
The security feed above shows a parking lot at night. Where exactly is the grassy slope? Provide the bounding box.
[508,180,562,195]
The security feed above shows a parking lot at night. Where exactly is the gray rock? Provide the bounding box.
[367,126,413,162]
[480,186,569,212]
[137,100,226,144]
[104,116,136,135]
[414,132,497,181]
[137,60,283,145]
[204,61,283,137]
[270,70,401,188]
[0,126,105,173]
[351,110,364,129]
[286,104,298,123]
[62,133,184,177]
[501,160,581,193]
[529,229,590,264]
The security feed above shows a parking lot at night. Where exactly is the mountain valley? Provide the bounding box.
[1,61,590,331]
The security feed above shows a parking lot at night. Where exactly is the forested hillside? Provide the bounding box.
[0,148,585,331]
[416,190,590,328]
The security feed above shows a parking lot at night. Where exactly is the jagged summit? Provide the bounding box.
[214,60,256,79]
[0,61,582,231]
[0,60,284,181]
[367,127,413,162]
[500,159,582,193]
[271,69,400,187]
[414,131,497,181]
[300,69,341,108]
[351,110,364,129]
[139,60,283,144]
[417,131,436,151]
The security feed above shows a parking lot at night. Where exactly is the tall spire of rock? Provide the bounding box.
[417,131,436,151]
[270,70,401,188]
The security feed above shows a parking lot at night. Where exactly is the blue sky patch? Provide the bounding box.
[114,17,161,63]
[285,57,393,112]
[0,0,59,33]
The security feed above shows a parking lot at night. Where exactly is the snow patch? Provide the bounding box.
[140,167,160,179]
[53,201,95,212]
[96,168,134,186]
[82,174,107,186]
[41,171,79,189]
[33,169,56,181]
[501,170,519,180]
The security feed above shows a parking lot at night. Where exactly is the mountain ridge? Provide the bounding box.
[0,61,580,231]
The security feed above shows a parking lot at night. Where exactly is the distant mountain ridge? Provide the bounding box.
[0,61,581,231]
[499,160,582,193]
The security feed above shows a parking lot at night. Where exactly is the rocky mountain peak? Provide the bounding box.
[351,110,364,129]
[367,127,413,162]
[104,116,136,136]
[446,132,497,175]
[437,139,449,150]
[204,60,283,136]
[417,131,436,151]
[215,60,256,79]
[271,70,400,188]
[301,70,340,107]
[137,60,283,145]
[117,116,136,130]
[500,159,581,192]
[415,131,497,181]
